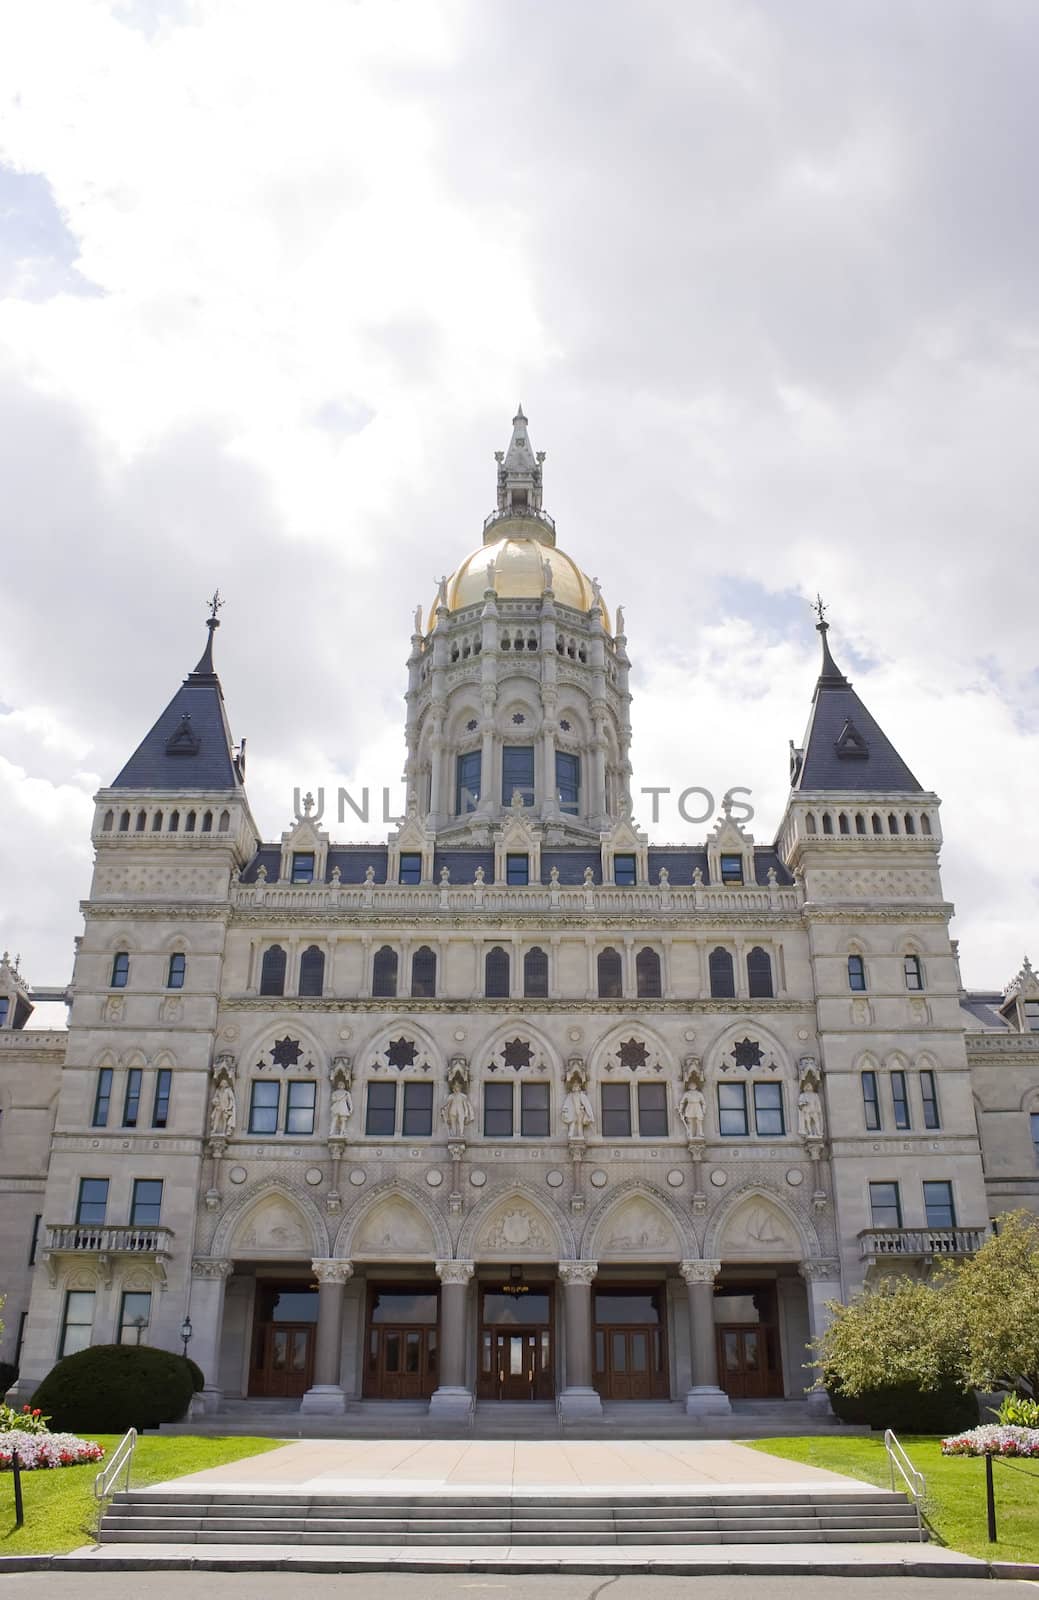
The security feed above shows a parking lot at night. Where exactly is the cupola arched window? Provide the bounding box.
[822,813,834,835]
[636,947,662,998]
[597,947,623,998]
[259,945,287,996]
[485,945,510,999]
[201,810,213,833]
[708,946,735,999]
[746,946,774,998]
[372,946,398,998]
[299,945,325,997]
[411,945,437,998]
[102,810,114,832]
[524,946,549,997]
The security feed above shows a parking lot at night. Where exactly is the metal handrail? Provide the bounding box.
[94,1426,137,1504]
[884,1427,926,1541]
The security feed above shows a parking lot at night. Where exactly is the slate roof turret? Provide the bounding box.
[110,603,244,791]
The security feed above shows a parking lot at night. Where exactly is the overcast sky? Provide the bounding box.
[1,0,1036,1009]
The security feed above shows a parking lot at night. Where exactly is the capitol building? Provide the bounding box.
[1,410,1036,1425]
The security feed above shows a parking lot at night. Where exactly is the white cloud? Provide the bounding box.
[0,0,1035,993]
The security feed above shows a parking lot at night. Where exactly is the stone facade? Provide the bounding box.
[1,411,1036,1418]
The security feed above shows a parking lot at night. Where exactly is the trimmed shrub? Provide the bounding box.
[30,1345,194,1434]
[182,1356,205,1393]
[827,1379,978,1434]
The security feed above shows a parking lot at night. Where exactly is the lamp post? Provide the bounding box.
[180,1315,193,1360]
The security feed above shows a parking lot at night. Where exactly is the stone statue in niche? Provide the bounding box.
[329,1082,353,1138]
[440,1056,474,1139]
[798,1082,824,1140]
[208,1076,236,1139]
[561,1060,595,1139]
[678,1083,706,1140]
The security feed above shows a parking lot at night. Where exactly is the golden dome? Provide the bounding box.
[433,522,608,632]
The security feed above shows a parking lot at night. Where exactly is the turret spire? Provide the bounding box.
[191,589,224,679]
[813,595,849,688]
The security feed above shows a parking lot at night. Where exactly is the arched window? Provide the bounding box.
[110,951,130,988]
[921,814,932,836]
[411,945,436,997]
[805,813,817,834]
[169,810,180,832]
[152,810,163,832]
[838,812,850,835]
[747,946,773,999]
[299,945,325,997]
[888,813,899,834]
[102,810,114,833]
[822,813,834,835]
[135,810,147,832]
[904,813,916,835]
[485,946,510,999]
[524,946,549,998]
[185,810,196,832]
[201,810,213,833]
[848,954,867,992]
[871,813,883,835]
[218,809,230,833]
[372,946,398,998]
[597,947,623,998]
[166,952,186,989]
[636,946,662,998]
[259,945,287,996]
[709,947,735,999]
[903,954,924,992]
[119,810,130,831]
[855,813,866,835]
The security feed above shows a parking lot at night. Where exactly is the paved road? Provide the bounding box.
[1,1575,1036,1599]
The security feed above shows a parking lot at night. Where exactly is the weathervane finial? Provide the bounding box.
[207,589,224,623]
[812,593,828,626]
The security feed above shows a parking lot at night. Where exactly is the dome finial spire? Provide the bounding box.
[486,404,552,543]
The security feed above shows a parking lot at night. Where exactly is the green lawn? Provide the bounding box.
[1,1434,283,1557]
[751,1435,1039,1565]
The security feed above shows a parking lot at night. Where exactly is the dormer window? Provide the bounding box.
[399,853,422,885]
[0,998,8,1028]
[614,854,636,886]
[1024,1001,1039,1033]
[720,854,743,885]
[291,851,315,884]
[506,853,529,886]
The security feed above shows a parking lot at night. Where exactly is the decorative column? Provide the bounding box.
[189,1257,234,1414]
[558,1260,602,1418]
[300,1259,354,1414]
[681,1259,731,1416]
[799,1259,842,1414]
[429,1260,475,1419]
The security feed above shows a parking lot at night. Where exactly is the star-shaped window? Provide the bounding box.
[732,1038,764,1070]
[270,1036,303,1069]
[502,1039,534,1071]
[386,1037,419,1070]
[618,1038,650,1072]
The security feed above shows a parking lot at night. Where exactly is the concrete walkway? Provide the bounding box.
[147,1437,882,1496]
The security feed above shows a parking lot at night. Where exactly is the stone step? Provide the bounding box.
[100,1525,923,1547]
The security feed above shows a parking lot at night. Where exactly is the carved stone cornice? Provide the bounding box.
[680,1258,721,1285]
[965,1034,1039,1058]
[311,1258,354,1285]
[801,905,953,923]
[191,1256,234,1280]
[558,1260,597,1286]
[81,902,234,922]
[435,1259,475,1285]
[219,996,815,1015]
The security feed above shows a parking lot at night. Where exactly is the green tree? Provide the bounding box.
[816,1210,1039,1399]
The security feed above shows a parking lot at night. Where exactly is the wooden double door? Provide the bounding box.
[714,1282,784,1399]
[363,1285,440,1400]
[248,1282,319,1398]
[593,1287,669,1401]
[478,1286,554,1401]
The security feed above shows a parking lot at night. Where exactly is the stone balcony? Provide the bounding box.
[858,1226,987,1265]
[231,880,803,917]
[42,1223,174,1287]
